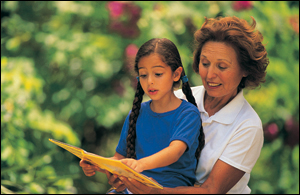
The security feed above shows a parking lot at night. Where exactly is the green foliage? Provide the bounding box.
[1,1,299,194]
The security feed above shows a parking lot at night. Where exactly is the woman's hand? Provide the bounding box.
[120,176,161,194]
[121,158,145,173]
[79,159,103,176]
[105,172,127,192]
[80,159,126,192]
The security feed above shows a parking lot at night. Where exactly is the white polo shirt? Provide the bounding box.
[175,86,264,194]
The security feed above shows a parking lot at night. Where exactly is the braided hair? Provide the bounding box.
[126,38,205,168]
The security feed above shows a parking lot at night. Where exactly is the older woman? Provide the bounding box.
[81,16,269,194]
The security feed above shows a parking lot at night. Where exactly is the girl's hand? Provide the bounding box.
[79,159,103,176]
[121,158,145,173]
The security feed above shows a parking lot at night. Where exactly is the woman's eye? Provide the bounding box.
[218,64,227,70]
[202,62,209,67]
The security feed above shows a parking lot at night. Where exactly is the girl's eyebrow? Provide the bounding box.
[200,55,232,64]
[138,65,166,70]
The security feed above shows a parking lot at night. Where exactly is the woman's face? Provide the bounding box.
[198,41,246,99]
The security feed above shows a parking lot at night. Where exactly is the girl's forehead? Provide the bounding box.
[138,54,169,69]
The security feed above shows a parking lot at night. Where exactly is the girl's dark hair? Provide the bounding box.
[193,16,269,91]
[126,38,205,168]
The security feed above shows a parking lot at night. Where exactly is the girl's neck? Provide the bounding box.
[150,94,182,113]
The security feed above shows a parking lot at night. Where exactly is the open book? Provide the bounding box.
[49,138,163,189]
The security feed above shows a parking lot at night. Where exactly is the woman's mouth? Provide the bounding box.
[207,82,221,88]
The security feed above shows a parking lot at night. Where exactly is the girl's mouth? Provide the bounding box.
[148,89,158,95]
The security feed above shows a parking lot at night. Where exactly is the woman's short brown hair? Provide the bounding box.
[193,16,269,90]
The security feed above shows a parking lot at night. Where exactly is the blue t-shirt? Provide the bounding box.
[116,99,201,187]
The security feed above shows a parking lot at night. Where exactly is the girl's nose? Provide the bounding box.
[148,75,154,84]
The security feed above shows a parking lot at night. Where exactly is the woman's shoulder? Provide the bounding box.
[240,99,262,127]
[174,85,204,99]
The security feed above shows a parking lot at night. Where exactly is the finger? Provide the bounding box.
[107,174,119,186]
[119,176,144,194]
[115,184,126,192]
[80,159,90,167]
[121,159,130,166]
[83,170,96,176]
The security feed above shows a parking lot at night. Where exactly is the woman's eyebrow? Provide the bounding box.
[152,65,165,69]
[200,55,232,64]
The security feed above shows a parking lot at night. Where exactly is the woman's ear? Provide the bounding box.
[173,67,183,82]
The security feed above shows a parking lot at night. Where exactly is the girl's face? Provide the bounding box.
[199,41,246,99]
[138,53,181,102]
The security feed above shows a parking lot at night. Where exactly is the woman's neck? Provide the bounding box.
[150,94,182,113]
[204,91,237,117]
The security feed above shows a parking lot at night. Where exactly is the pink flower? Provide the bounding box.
[125,44,139,58]
[263,123,279,142]
[232,1,253,11]
[107,1,124,19]
[112,80,125,96]
[107,2,141,39]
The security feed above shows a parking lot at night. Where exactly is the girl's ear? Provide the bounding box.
[173,67,183,82]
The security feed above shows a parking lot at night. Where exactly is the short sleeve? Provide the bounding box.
[219,126,264,173]
[115,112,131,157]
[170,110,201,150]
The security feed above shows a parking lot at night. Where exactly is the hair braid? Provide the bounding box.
[126,82,144,159]
[181,72,205,168]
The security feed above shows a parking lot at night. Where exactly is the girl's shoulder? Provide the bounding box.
[179,99,201,116]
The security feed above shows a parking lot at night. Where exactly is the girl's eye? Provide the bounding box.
[155,73,163,77]
[140,75,147,78]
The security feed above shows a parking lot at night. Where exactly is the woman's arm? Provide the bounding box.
[120,159,245,194]
[80,152,125,176]
[121,140,187,172]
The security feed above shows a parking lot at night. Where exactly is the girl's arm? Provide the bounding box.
[110,152,126,160]
[120,159,245,194]
[121,140,187,172]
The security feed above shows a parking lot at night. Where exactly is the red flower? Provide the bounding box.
[232,1,253,11]
[284,117,299,148]
[289,15,299,34]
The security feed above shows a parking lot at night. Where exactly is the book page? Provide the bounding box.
[49,138,163,189]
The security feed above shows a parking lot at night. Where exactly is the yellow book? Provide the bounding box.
[49,138,163,189]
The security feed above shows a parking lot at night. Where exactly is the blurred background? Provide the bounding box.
[1,1,299,194]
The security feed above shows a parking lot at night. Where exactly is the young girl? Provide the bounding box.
[81,38,205,193]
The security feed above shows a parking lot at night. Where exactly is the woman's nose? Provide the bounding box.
[207,66,217,79]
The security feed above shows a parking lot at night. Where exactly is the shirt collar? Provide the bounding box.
[199,87,245,125]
